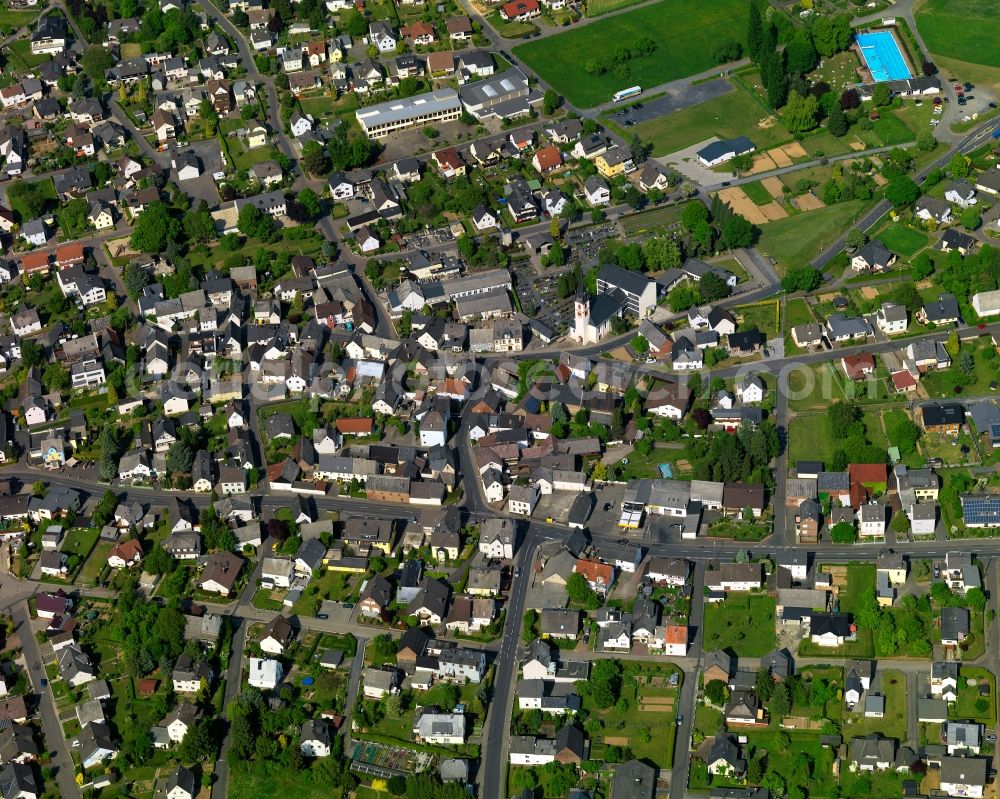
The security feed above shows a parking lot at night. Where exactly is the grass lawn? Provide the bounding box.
[784,297,815,329]
[252,588,284,611]
[709,732,837,796]
[298,92,359,122]
[514,0,747,108]
[871,113,915,146]
[840,769,911,799]
[187,230,325,277]
[619,203,685,234]
[4,39,49,70]
[742,181,774,206]
[6,176,56,223]
[0,6,40,30]
[920,342,1000,397]
[734,300,780,338]
[961,610,987,661]
[694,702,723,739]
[627,86,791,157]
[702,594,776,656]
[229,763,340,799]
[862,410,890,450]
[585,0,648,14]
[618,444,691,481]
[79,541,112,584]
[916,0,1000,69]
[757,199,871,270]
[846,669,907,739]
[787,363,851,412]
[951,665,995,722]
[62,527,100,559]
[787,414,837,465]
[230,140,279,173]
[878,224,929,257]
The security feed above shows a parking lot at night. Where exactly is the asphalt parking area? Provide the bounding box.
[613,79,734,127]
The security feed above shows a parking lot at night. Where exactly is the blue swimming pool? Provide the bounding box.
[856,30,912,82]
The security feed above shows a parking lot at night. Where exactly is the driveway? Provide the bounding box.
[612,79,734,127]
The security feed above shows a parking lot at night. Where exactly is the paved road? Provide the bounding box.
[196,0,297,160]
[209,615,246,799]
[812,115,1000,270]
[14,601,80,799]
[478,528,557,799]
[702,143,915,193]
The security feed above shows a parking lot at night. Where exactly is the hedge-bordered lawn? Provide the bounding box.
[512,0,747,108]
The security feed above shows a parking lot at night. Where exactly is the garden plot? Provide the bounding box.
[717,187,788,224]
[761,176,785,198]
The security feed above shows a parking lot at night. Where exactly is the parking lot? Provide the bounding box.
[612,79,735,128]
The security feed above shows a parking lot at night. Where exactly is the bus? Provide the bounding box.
[612,86,641,103]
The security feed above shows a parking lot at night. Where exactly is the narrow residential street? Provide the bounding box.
[13,601,80,799]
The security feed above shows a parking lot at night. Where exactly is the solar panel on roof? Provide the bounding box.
[962,496,1000,525]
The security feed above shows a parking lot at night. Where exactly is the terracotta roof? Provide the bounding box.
[664,624,687,644]
[335,417,374,435]
[427,51,455,72]
[434,147,463,170]
[891,370,918,390]
[55,242,84,264]
[533,145,562,172]
[849,463,887,486]
[841,352,875,380]
[109,538,142,563]
[400,20,435,39]
[573,558,613,585]
[21,252,50,271]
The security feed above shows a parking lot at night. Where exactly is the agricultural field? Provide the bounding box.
[513,0,747,108]
[916,0,1000,69]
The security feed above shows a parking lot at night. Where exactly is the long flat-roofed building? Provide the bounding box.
[356,89,462,138]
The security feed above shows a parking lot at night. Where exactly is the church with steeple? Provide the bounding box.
[568,284,627,344]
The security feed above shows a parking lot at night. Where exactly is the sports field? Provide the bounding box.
[916,0,1000,67]
[512,0,747,108]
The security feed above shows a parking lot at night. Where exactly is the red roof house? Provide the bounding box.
[335,418,374,436]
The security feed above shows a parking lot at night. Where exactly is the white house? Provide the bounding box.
[735,375,765,404]
[299,720,331,757]
[479,519,515,559]
[876,303,908,335]
[508,484,539,516]
[248,657,283,690]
